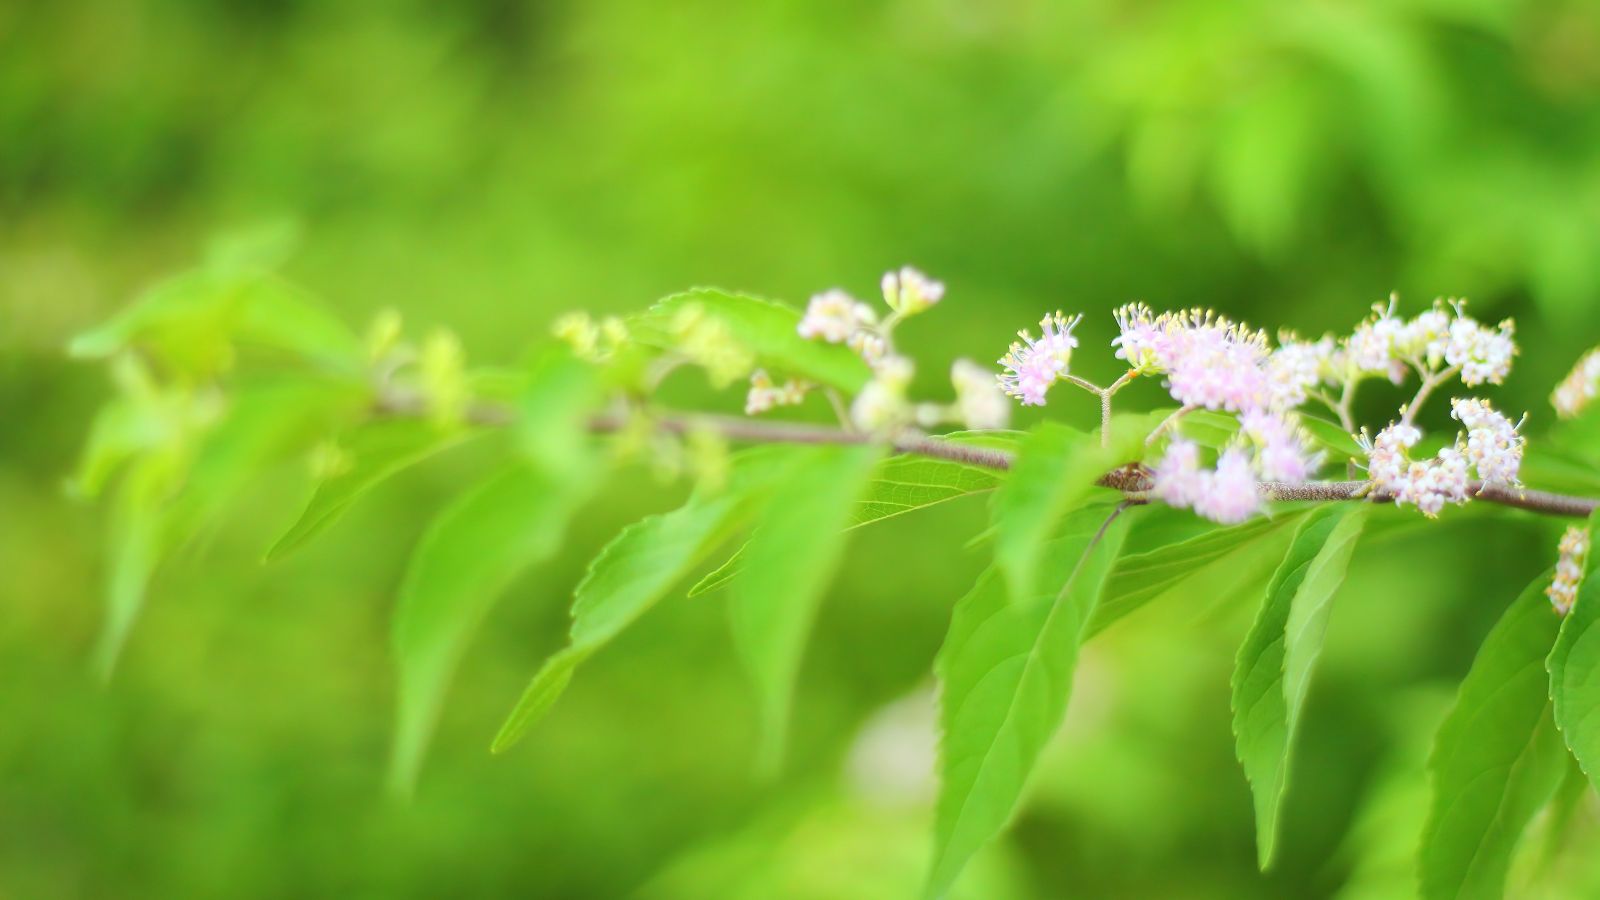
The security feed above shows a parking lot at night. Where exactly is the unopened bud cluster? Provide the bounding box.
[1553,347,1600,419]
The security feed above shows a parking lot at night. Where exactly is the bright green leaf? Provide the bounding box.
[390,464,594,794]
[929,504,1133,899]
[491,448,800,754]
[632,289,870,391]
[1422,571,1569,900]
[991,423,1110,603]
[1548,535,1600,793]
[1089,510,1308,638]
[728,443,883,769]
[268,418,476,561]
[1231,503,1369,868]
[93,453,180,681]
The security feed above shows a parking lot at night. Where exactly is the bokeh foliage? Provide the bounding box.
[6,1,1600,897]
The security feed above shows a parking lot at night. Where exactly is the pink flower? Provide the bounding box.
[996,312,1082,407]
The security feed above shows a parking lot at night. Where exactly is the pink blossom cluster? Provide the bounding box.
[1153,441,1262,524]
[1110,304,1273,412]
[1548,526,1590,615]
[996,312,1082,407]
[1553,347,1600,419]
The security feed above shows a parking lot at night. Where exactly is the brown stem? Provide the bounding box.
[372,391,1600,519]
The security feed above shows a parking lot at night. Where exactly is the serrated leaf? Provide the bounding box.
[1422,571,1569,900]
[929,504,1133,899]
[1088,509,1308,638]
[1547,519,1600,793]
[1231,503,1369,868]
[991,420,1131,604]
[631,289,870,391]
[268,418,475,561]
[491,448,800,753]
[390,464,594,794]
[728,443,882,769]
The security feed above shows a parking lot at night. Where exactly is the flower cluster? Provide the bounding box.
[1153,440,1262,524]
[1548,526,1590,615]
[1450,397,1524,486]
[744,370,810,415]
[1553,347,1600,419]
[1111,305,1274,412]
[1345,298,1515,387]
[1358,398,1522,517]
[1360,422,1470,517]
[996,312,1081,406]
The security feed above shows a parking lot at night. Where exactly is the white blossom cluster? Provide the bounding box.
[790,267,1007,433]
[1548,526,1590,615]
[1552,347,1600,419]
[744,369,810,415]
[1357,398,1523,518]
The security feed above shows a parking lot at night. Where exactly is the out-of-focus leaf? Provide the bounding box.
[1088,510,1307,638]
[1300,415,1362,461]
[631,289,870,391]
[68,267,362,375]
[267,419,476,562]
[992,418,1144,604]
[1422,570,1568,900]
[929,504,1132,899]
[390,464,594,794]
[728,443,882,769]
[516,349,604,477]
[492,448,800,753]
[93,452,180,681]
[687,433,1019,598]
[1231,504,1369,868]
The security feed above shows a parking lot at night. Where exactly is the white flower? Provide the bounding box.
[1548,526,1591,615]
[744,369,809,415]
[951,359,1010,430]
[1450,397,1524,486]
[1552,347,1600,419]
[1361,422,1469,517]
[1440,302,1515,387]
[1265,336,1333,410]
[798,289,876,343]
[881,266,945,315]
[851,356,914,431]
[847,330,887,365]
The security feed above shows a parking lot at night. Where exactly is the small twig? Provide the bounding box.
[371,390,1600,519]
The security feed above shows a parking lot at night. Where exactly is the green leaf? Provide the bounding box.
[1089,510,1308,638]
[687,434,1017,598]
[515,349,604,478]
[267,418,475,561]
[1231,503,1369,868]
[728,443,883,769]
[93,453,181,681]
[1548,539,1600,793]
[632,289,870,391]
[991,421,1125,603]
[491,448,799,753]
[1299,414,1363,461]
[390,464,594,794]
[1422,571,1569,900]
[929,504,1133,899]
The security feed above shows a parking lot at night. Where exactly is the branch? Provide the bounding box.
[372,391,1600,519]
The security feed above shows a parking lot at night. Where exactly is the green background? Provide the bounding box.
[4,2,1600,896]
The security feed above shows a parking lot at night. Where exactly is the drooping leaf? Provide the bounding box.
[728,443,883,769]
[1231,503,1369,868]
[1422,571,1569,900]
[491,448,800,753]
[1088,509,1307,638]
[93,452,180,681]
[929,504,1133,899]
[268,419,476,561]
[631,289,870,391]
[390,464,595,794]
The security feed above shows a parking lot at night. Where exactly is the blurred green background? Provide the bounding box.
[5,1,1600,897]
